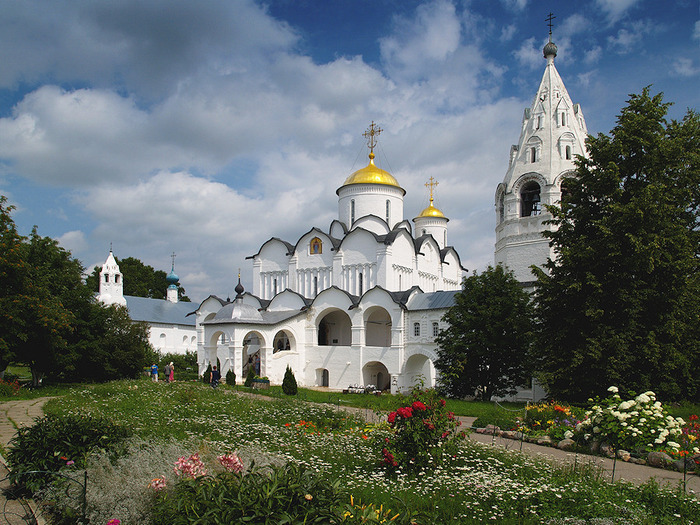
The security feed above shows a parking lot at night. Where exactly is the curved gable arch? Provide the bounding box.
[512,172,547,194]
[267,289,307,311]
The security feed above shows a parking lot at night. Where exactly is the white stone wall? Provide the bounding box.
[150,323,198,355]
[338,184,404,230]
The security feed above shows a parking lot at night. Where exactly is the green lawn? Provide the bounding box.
[31,379,700,524]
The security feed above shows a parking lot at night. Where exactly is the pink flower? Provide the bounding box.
[66,460,75,466]
[174,453,208,479]
[148,476,167,491]
[218,453,244,473]
[107,520,121,525]
[412,401,427,411]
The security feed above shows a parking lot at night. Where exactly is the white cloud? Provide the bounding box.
[584,46,603,65]
[596,0,642,25]
[672,58,699,77]
[380,0,463,81]
[607,27,642,54]
[57,230,87,254]
[500,24,516,42]
[694,20,700,41]
[559,14,591,37]
[513,37,541,70]
[500,0,528,11]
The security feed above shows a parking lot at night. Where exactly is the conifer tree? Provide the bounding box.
[282,365,298,396]
[534,88,700,401]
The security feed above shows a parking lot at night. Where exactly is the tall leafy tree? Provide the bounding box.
[435,265,533,401]
[534,89,700,402]
[86,256,190,301]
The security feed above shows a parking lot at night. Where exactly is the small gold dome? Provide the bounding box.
[342,153,403,189]
[417,203,446,218]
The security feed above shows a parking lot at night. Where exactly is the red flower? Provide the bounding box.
[439,399,446,407]
[423,419,435,430]
[690,414,698,422]
[388,411,397,424]
[447,411,455,420]
[412,401,427,411]
[441,431,450,439]
[397,406,413,418]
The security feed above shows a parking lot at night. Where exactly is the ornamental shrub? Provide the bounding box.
[151,461,342,524]
[0,378,22,397]
[576,386,686,454]
[7,413,131,493]
[202,363,212,384]
[282,365,298,396]
[518,401,584,441]
[244,366,255,387]
[381,387,466,474]
[225,369,236,386]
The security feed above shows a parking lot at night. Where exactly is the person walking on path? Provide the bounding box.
[150,363,158,382]
[162,363,172,383]
[210,366,221,389]
[168,362,175,382]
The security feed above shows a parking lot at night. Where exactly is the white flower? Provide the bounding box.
[667,441,680,449]
[635,394,650,404]
[608,386,619,393]
[564,430,573,439]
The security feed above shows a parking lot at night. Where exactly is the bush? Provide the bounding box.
[576,387,686,454]
[0,378,22,397]
[7,413,131,493]
[202,364,212,384]
[225,369,236,386]
[151,461,342,524]
[518,401,584,441]
[244,367,255,387]
[381,387,466,474]
[282,365,297,396]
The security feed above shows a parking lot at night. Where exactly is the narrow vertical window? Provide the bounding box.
[351,200,355,225]
[531,147,537,163]
[358,272,363,295]
[314,276,318,297]
[537,116,542,129]
[414,322,420,337]
[104,274,109,283]
[565,145,572,160]
[115,275,120,283]
[432,322,439,337]
[386,200,390,224]
[274,278,277,296]
[399,274,402,290]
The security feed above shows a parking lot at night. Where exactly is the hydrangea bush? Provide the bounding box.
[381,387,466,474]
[575,386,688,454]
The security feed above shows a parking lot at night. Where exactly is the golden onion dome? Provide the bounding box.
[416,202,446,219]
[341,153,404,192]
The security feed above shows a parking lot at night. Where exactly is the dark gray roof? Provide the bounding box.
[125,296,196,326]
[203,309,305,326]
[405,290,460,311]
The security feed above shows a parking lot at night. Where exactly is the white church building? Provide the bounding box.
[97,251,197,355]
[195,122,465,393]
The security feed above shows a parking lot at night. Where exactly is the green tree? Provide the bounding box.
[0,196,26,371]
[435,265,533,401]
[282,365,298,395]
[534,88,700,402]
[87,256,190,301]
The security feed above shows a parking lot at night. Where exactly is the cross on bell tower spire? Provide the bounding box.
[546,12,556,40]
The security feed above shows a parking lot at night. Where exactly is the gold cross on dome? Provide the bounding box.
[425,176,439,203]
[362,121,383,153]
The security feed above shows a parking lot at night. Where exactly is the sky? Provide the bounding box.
[1,0,698,302]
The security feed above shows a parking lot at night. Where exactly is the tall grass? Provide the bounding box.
[39,379,699,524]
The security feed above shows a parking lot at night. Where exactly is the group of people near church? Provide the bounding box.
[150,362,175,383]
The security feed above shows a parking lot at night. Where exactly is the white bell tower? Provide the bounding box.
[97,249,126,306]
[495,21,588,285]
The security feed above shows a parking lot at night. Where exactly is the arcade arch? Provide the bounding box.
[317,309,352,346]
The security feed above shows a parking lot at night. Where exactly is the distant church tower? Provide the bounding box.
[495,21,588,286]
[166,252,180,304]
[97,249,126,306]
